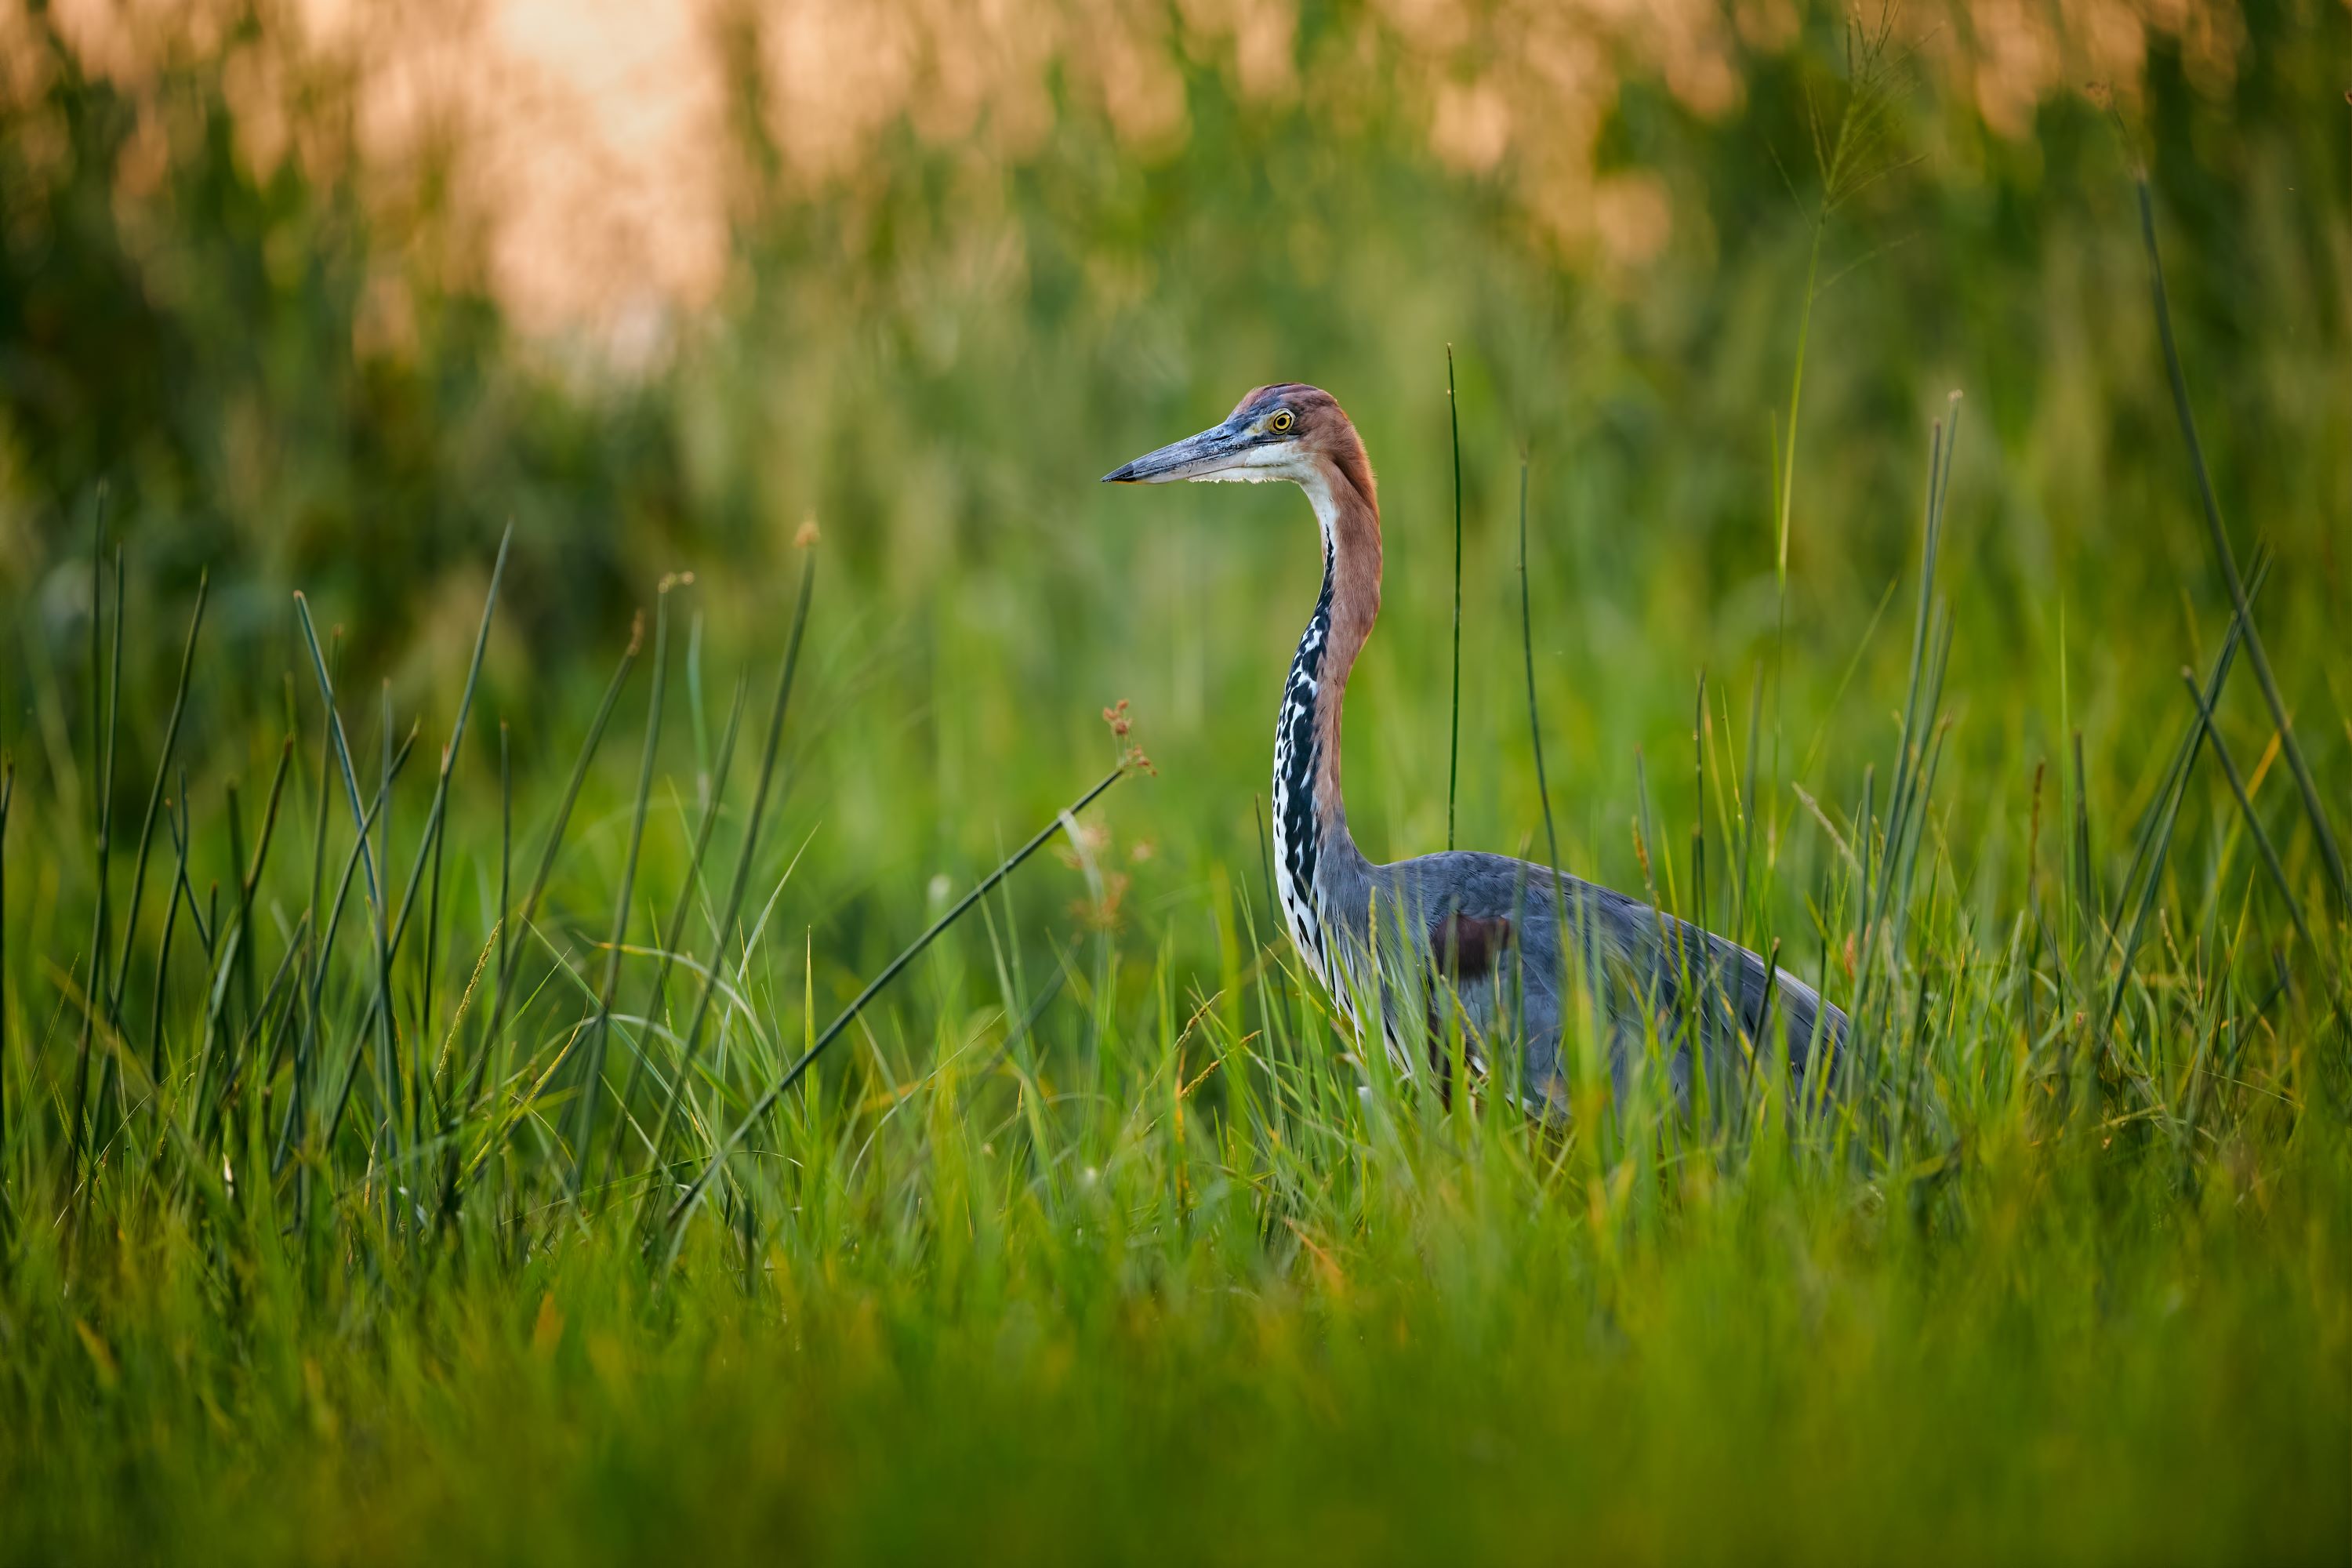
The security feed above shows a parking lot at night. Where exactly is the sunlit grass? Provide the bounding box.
[2,356,2344,1559]
[2,6,2350,1563]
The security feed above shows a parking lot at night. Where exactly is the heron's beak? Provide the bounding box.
[1102,418,1250,484]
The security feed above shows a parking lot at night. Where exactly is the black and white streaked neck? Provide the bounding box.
[1269,485,1339,988]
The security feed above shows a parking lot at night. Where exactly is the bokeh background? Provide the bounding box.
[2,0,2346,957]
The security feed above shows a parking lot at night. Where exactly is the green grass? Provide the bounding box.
[2,387,2344,1561]
[3,5,2351,1562]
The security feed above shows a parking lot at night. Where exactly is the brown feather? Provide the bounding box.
[1430,913,1515,976]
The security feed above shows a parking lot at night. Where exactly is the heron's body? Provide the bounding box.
[1109,383,1843,1112]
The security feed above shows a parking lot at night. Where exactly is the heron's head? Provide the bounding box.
[1102,383,1369,497]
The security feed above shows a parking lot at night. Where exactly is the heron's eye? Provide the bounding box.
[1269,410,1294,434]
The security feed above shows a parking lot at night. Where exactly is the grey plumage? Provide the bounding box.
[1313,838,1840,1113]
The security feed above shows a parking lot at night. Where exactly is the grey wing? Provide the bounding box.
[1392,851,1846,1112]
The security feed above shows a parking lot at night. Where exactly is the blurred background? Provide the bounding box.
[1,0,2346,962]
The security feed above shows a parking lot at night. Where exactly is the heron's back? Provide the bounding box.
[1352,851,1846,1110]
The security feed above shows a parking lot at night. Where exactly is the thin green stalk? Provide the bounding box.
[1736,678,1763,943]
[494,722,511,1074]
[387,528,510,971]
[1855,412,1957,1062]
[1515,458,1577,1098]
[104,571,209,1023]
[572,592,673,1202]
[1776,234,1821,597]
[436,591,641,1206]
[1871,411,1956,939]
[421,762,448,1089]
[1691,680,1711,1084]
[456,615,645,1155]
[293,593,382,912]
[198,912,309,1155]
[1446,344,1463,851]
[1,757,12,1163]
[240,740,292,943]
[181,924,244,1154]
[2136,171,2350,914]
[371,526,512,1131]
[2024,757,2045,1073]
[600,673,747,1194]
[165,782,212,964]
[433,718,518,1237]
[224,784,250,1029]
[488,630,641,1026]
[92,575,209,1145]
[636,553,818,1210]
[1877,618,1953,970]
[67,538,122,1196]
[181,740,290,1167]
[662,757,1133,1243]
[1516,459,1564,898]
[1842,414,1958,1114]
[374,682,398,1156]
[2073,734,2097,950]
[315,730,419,1156]
[2180,672,2346,1042]
[688,609,710,804]
[2113,556,2269,932]
[278,659,339,1175]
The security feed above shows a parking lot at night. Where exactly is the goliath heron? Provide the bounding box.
[1105,383,1844,1113]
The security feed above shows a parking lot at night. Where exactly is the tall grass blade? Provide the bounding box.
[281,652,339,1176]
[314,727,419,1152]
[2135,171,2350,914]
[292,593,382,912]
[1515,458,1564,899]
[2180,671,2345,1040]
[67,537,123,1199]
[1515,456,1577,1106]
[372,683,399,1154]
[572,592,671,1202]
[2100,557,2273,1046]
[0,757,11,1167]
[435,619,641,1216]
[637,551,817,1210]
[387,528,510,967]
[164,780,212,964]
[2113,555,2269,933]
[601,673,747,1193]
[662,758,1133,1243]
[104,572,208,1024]
[1446,344,1463,851]
[481,618,644,1042]
[1737,677,1762,942]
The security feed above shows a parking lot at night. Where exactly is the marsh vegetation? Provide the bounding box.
[0,2,2346,1559]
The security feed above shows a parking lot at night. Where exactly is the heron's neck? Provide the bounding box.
[1270,458,1381,974]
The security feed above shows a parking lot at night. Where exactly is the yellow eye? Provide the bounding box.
[1269,410,1294,434]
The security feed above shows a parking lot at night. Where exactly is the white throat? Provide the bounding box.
[1189,438,1315,486]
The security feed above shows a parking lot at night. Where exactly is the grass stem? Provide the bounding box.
[1446,344,1464,851]
[662,758,1132,1243]
[2136,172,2350,914]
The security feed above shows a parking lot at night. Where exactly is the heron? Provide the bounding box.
[1105,383,1845,1115]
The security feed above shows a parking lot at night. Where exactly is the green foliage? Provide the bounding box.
[1,2,2348,1561]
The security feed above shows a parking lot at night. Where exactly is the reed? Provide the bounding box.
[635,546,817,1221]
[1445,344,1464,851]
[568,585,670,1202]
[2134,172,2350,916]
